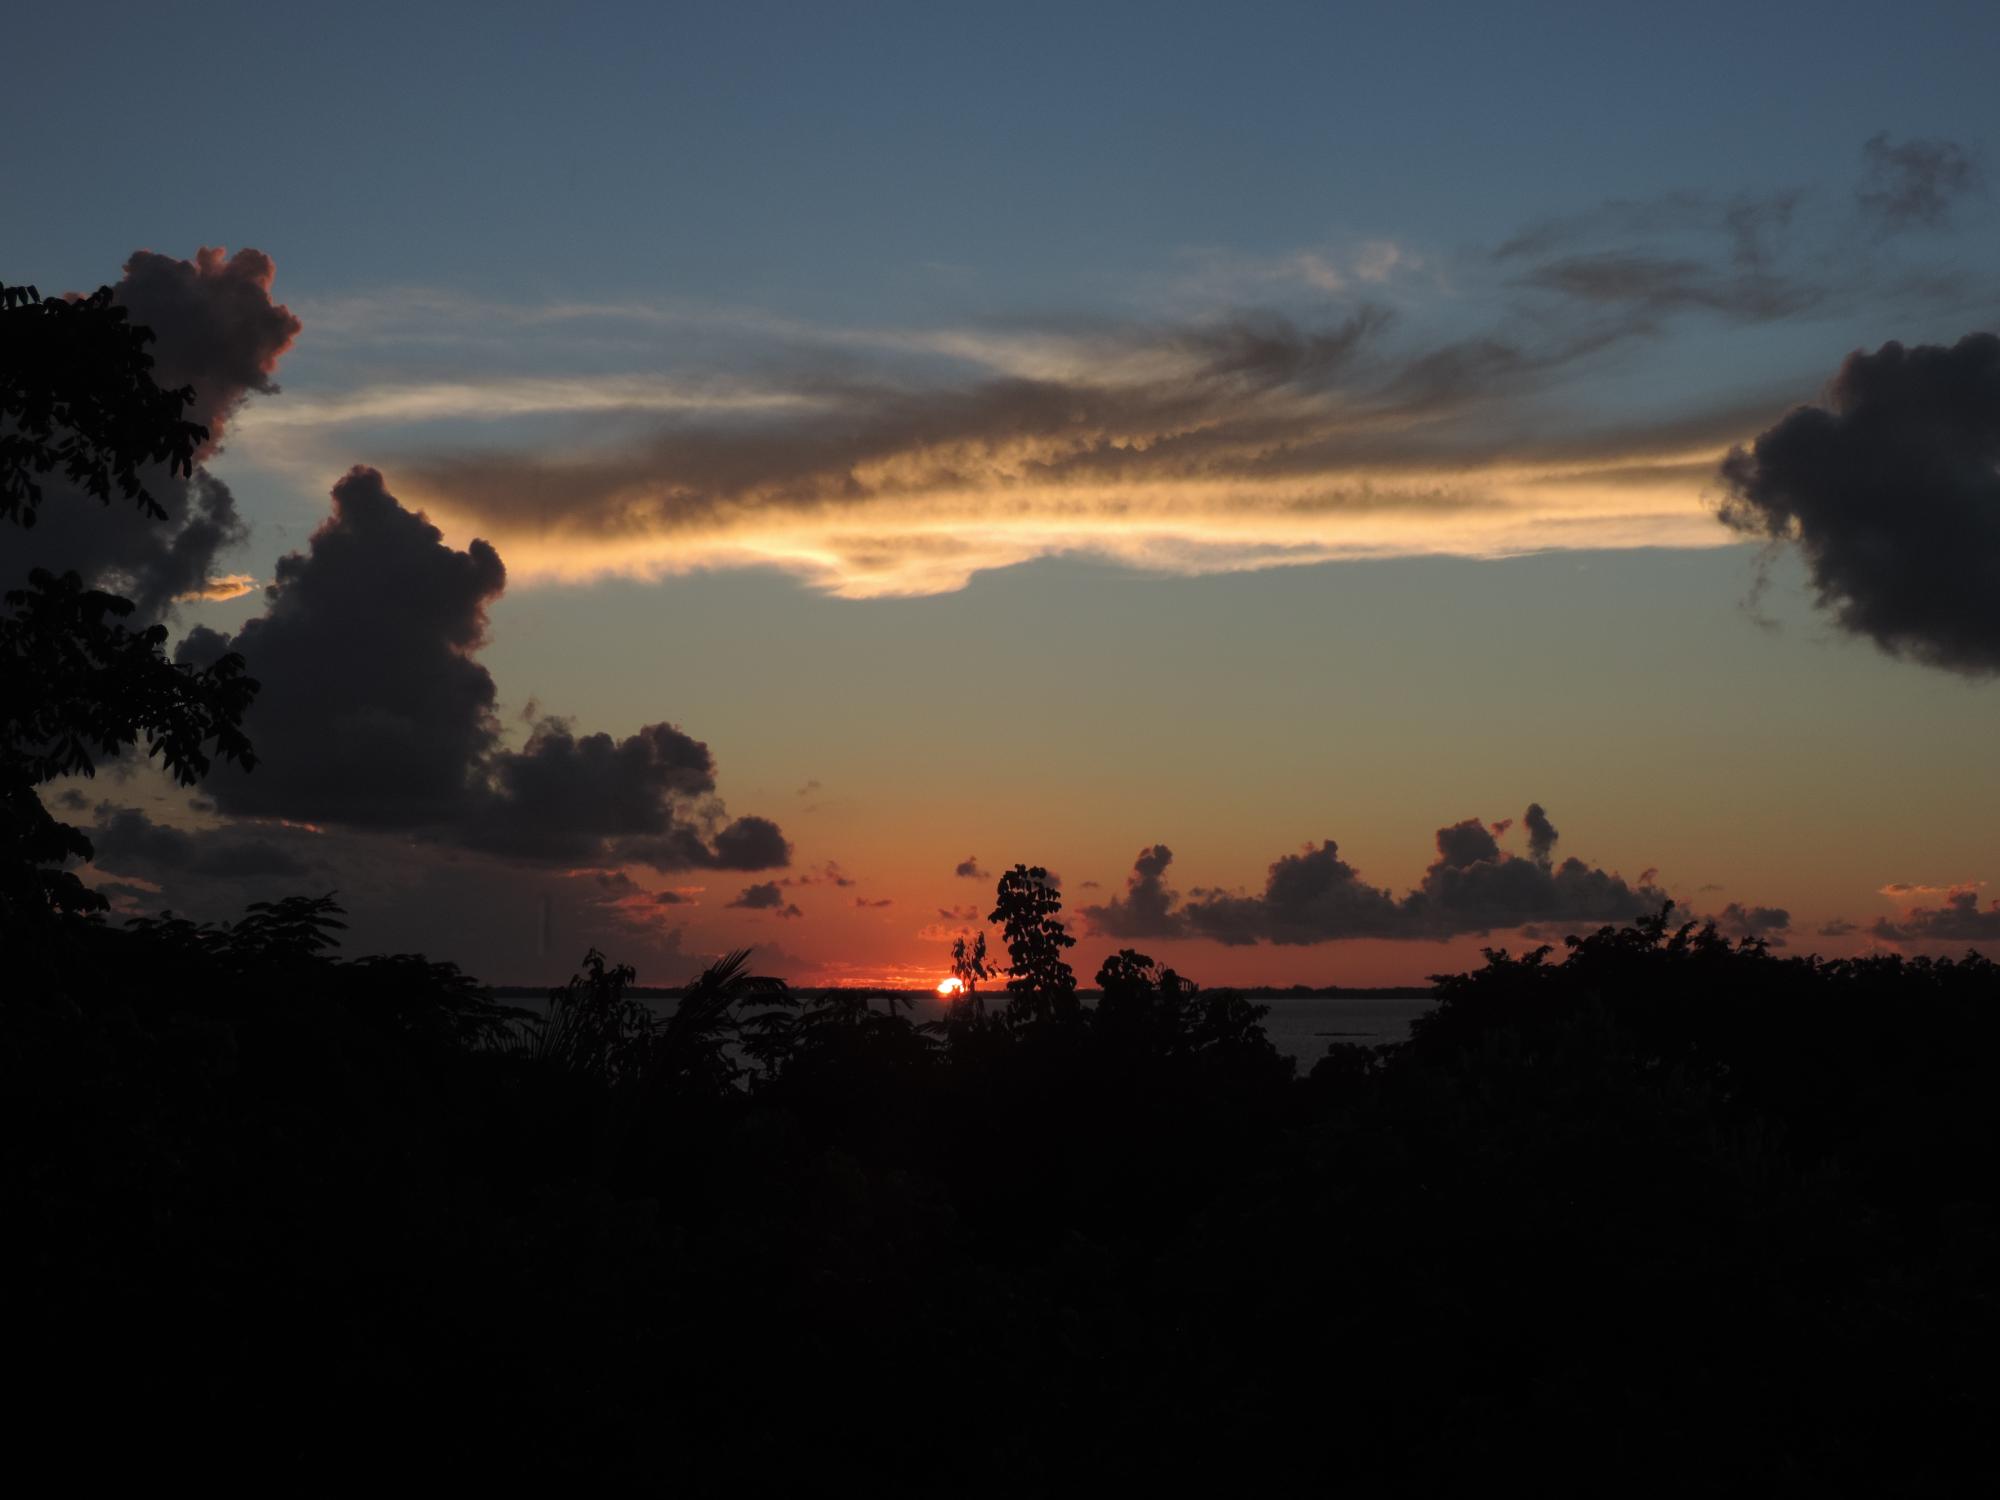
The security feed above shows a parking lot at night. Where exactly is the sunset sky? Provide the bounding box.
[8,0,2000,986]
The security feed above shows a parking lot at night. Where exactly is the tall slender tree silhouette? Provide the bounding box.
[989,863,1077,1024]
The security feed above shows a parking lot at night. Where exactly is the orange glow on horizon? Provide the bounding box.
[936,976,965,997]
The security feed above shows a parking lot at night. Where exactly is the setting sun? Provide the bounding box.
[935,976,965,997]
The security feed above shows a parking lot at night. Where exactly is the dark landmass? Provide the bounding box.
[7,900,1997,1491]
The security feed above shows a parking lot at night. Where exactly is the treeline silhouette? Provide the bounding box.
[5,275,1997,1491]
[7,883,1999,1489]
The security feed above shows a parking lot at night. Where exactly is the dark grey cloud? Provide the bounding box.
[1819,917,1859,937]
[1718,332,2000,675]
[652,889,696,905]
[1523,802,1558,864]
[1081,843,1180,938]
[87,804,311,880]
[182,466,789,870]
[1182,840,1409,946]
[729,881,802,919]
[954,856,988,879]
[0,246,300,616]
[1087,805,1668,947]
[1871,887,2000,944]
[1711,901,1792,946]
[1859,133,1979,232]
[855,896,893,909]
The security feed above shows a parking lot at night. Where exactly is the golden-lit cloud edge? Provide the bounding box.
[400,453,1738,599]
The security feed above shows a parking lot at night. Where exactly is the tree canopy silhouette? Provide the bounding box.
[990,862,1077,1024]
[0,274,257,926]
[1,281,207,528]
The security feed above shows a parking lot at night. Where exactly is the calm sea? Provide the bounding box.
[516,991,1437,1073]
[1251,994,1436,1068]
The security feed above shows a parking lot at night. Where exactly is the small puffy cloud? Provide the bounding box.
[1088,805,1672,947]
[1819,918,1860,937]
[1871,886,2000,944]
[729,882,802,919]
[954,856,988,879]
[1711,901,1792,946]
[855,897,893,909]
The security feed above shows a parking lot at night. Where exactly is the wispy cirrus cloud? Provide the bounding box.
[225,134,1987,602]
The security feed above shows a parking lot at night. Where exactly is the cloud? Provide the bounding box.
[1086,806,1668,947]
[0,247,299,616]
[1523,803,1559,864]
[1819,918,1859,937]
[1515,251,1821,324]
[371,299,1759,599]
[1858,133,1979,232]
[728,881,802,919]
[1180,840,1409,946]
[1711,901,1792,945]
[1871,886,2000,944]
[87,804,312,880]
[180,466,789,871]
[1082,843,1184,939]
[954,856,988,879]
[1718,332,2000,675]
[855,897,893,909]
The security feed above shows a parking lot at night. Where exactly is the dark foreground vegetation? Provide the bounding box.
[5,273,1997,1490]
[6,891,1998,1492]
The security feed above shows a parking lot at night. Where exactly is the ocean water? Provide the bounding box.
[879,991,1435,1069]
[835,991,1437,1071]
[519,990,1436,1073]
[1251,994,1437,1069]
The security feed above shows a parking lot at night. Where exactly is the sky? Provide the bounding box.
[7,0,2000,986]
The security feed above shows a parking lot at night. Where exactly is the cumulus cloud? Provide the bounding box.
[954,856,988,879]
[1085,805,1669,947]
[729,881,802,919]
[1711,901,1793,946]
[0,247,300,616]
[181,466,789,871]
[1871,886,2000,944]
[1082,843,1184,939]
[1718,332,2000,675]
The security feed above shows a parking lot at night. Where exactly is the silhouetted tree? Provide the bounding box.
[0,276,257,928]
[1,280,206,528]
[989,863,1077,1024]
[949,929,995,1017]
